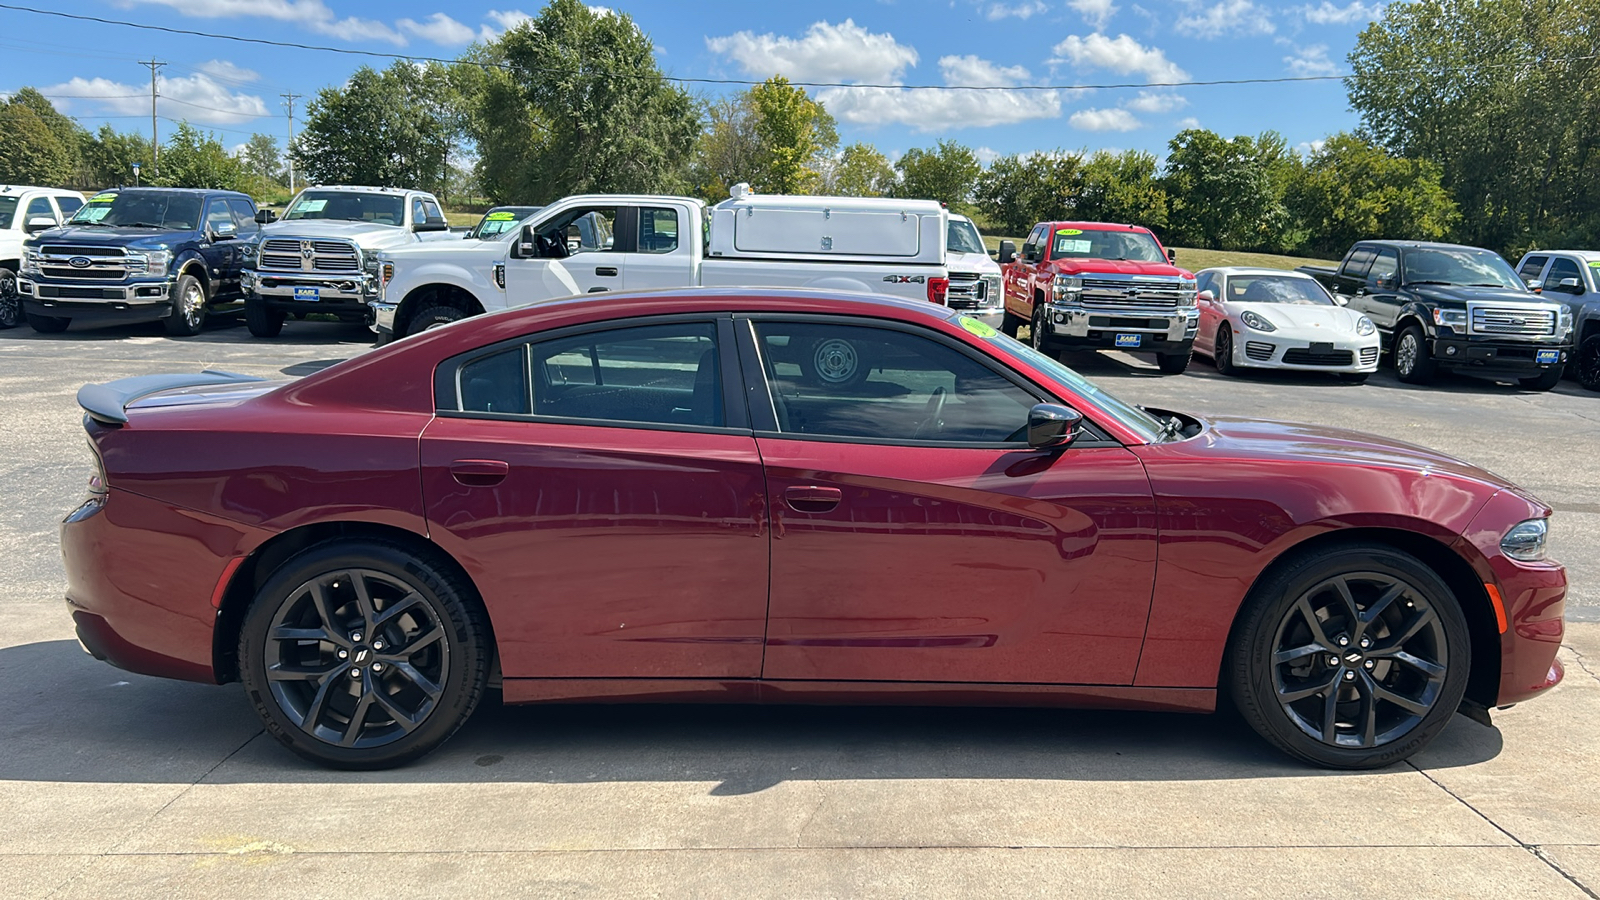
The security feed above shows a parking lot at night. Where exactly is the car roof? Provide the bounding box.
[0,185,80,195]
[305,185,426,196]
[1353,240,1498,252]
[1044,221,1153,232]
[1527,249,1600,261]
[1197,266,1317,278]
[487,206,542,214]
[88,187,246,198]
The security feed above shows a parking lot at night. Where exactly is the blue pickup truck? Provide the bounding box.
[18,187,261,336]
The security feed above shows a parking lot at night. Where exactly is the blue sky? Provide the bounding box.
[0,0,1384,163]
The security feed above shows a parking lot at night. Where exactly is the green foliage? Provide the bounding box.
[894,140,980,204]
[974,151,1085,235]
[79,125,152,188]
[1162,129,1293,253]
[747,76,836,194]
[0,100,73,186]
[1289,133,1459,256]
[151,122,252,192]
[239,134,285,186]
[827,142,897,197]
[292,61,459,194]
[1077,150,1169,231]
[689,94,762,202]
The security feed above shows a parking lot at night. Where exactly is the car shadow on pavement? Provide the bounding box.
[0,639,1504,790]
[0,315,378,347]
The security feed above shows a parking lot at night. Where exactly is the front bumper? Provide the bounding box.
[368,299,398,335]
[1430,333,1572,375]
[1460,490,1567,707]
[19,276,173,319]
[1040,304,1199,352]
[1230,334,1381,372]
[244,269,376,311]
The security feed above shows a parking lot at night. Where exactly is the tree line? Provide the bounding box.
[0,0,1589,259]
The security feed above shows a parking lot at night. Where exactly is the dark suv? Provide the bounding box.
[18,188,259,336]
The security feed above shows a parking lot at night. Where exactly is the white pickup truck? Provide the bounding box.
[0,185,86,328]
[370,186,950,339]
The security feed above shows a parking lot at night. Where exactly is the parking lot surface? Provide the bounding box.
[2,317,1597,898]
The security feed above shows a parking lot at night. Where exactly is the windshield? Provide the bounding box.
[0,197,16,229]
[68,191,201,229]
[977,322,1165,442]
[1404,248,1523,290]
[1225,274,1335,306]
[283,190,405,226]
[1051,227,1165,262]
[470,207,540,239]
[947,219,986,255]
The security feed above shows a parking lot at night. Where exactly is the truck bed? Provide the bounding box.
[697,257,943,306]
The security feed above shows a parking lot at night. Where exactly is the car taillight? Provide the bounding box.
[87,441,107,495]
[927,276,949,305]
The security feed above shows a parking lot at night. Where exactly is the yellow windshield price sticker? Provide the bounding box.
[88,193,116,203]
[1055,228,1082,235]
[1588,261,1600,268]
[485,212,516,220]
[959,316,999,338]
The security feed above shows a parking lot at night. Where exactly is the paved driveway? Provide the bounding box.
[2,319,1596,898]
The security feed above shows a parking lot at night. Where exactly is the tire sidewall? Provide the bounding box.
[1580,336,1600,391]
[167,273,207,336]
[405,305,466,337]
[238,540,488,769]
[1215,326,1235,375]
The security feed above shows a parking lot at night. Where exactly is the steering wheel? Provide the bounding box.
[537,232,568,259]
[913,386,947,439]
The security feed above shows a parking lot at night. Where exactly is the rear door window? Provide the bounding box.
[1518,255,1548,280]
[1341,247,1376,279]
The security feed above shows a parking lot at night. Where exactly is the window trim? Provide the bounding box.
[733,312,1119,450]
[434,313,752,435]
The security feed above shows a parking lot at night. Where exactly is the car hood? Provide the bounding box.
[1052,259,1191,278]
[383,234,512,260]
[1230,303,1368,335]
[1409,283,1553,309]
[29,225,184,249]
[949,249,1000,276]
[260,220,414,248]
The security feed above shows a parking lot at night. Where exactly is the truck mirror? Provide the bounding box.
[254,209,277,224]
[1167,248,1176,263]
[413,221,450,233]
[1374,275,1395,289]
[997,240,1016,265]
[24,216,57,234]
[517,224,537,258]
[1524,279,1542,292]
[1557,277,1582,293]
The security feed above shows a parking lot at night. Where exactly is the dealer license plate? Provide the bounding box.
[293,286,320,302]
[1536,349,1560,364]
[1114,333,1142,348]
[1310,342,1335,353]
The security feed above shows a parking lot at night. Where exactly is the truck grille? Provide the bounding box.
[1078,277,1188,310]
[1470,307,1555,336]
[947,273,1000,308]
[37,245,128,282]
[259,238,361,274]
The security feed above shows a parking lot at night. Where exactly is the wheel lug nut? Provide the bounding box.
[350,668,362,678]
[372,640,384,651]
[1337,636,1349,646]
[1327,655,1340,667]
[351,632,363,643]
[372,662,384,673]
[1344,670,1356,681]
[1359,637,1371,649]
[337,649,348,660]
[1364,660,1374,669]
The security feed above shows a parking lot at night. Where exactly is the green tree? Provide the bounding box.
[1076,150,1169,232]
[0,101,73,186]
[80,125,152,188]
[239,133,284,186]
[747,76,836,193]
[5,88,85,184]
[974,151,1084,236]
[1162,129,1290,252]
[689,94,763,202]
[1289,132,1459,256]
[894,140,981,205]
[292,61,458,193]
[153,122,251,192]
[826,142,897,197]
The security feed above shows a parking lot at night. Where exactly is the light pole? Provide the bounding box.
[131,162,141,187]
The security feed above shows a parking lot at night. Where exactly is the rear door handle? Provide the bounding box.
[785,485,842,513]
[450,459,509,486]
[595,266,619,277]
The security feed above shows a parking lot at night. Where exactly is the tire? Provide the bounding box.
[163,272,207,337]
[1029,303,1053,357]
[0,268,20,329]
[1578,336,1600,392]
[238,539,492,769]
[1213,326,1238,376]
[800,336,869,390]
[1000,308,1024,338]
[26,312,69,334]
[1157,349,1192,375]
[405,305,467,338]
[1227,542,1470,769]
[1393,325,1436,385]
[1518,366,1564,392]
[245,296,285,338]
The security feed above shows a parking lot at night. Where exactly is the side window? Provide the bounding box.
[55,196,84,218]
[1518,255,1548,279]
[754,322,1037,443]
[1368,248,1399,285]
[638,207,679,254]
[532,207,618,258]
[203,201,237,236]
[1340,247,1376,279]
[226,199,258,232]
[410,197,427,226]
[1546,257,1583,293]
[530,322,721,427]
[459,347,532,416]
[25,196,55,223]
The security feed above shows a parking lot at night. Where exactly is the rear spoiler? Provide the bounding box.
[77,370,266,426]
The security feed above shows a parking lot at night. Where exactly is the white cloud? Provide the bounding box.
[122,0,406,45]
[706,19,919,85]
[44,73,270,125]
[397,12,476,45]
[820,56,1059,132]
[984,1,1048,19]
[1050,33,1188,83]
[975,146,1001,166]
[1298,1,1380,24]
[1070,107,1141,131]
[195,60,260,84]
[1123,90,1185,113]
[485,9,532,30]
[1175,116,1200,129]
[1297,138,1327,155]
[1175,0,1275,38]
[1284,43,1338,76]
[1068,0,1119,29]
[940,55,1032,87]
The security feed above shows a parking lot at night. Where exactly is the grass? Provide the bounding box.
[980,235,1338,272]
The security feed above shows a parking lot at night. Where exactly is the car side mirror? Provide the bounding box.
[254,209,277,224]
[1196,289,1215,304]
[1333,294,1349,306]
[1167,248,1176,263]
[517,224,537,258]
[997,240,1016,265]
[1027,403,1082,450]
[210,223,236,241]
[24,216,57,234]
[1558,277,1582,293]
[1374,275,1395,289]
[412,220,450,233]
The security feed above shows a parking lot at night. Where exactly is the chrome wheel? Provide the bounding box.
[179,280,204,328]
[812,338,859,385]
[1271,572,1447,750]
[1395,332,1417,375]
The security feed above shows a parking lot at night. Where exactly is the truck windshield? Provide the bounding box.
[68,191,201,229]
[948,220,986,255]
[1051,227,1165,262]
[470,207,541,239]
[0,197,16,229]
[1404,248,1523,290]
[1225,275,1335,306]
[283,191,405,226]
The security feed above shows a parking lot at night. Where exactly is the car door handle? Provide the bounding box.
[1354,287,1366,296]
[785,485,842,513]
[594,266,619,276]
[450,459,509,486]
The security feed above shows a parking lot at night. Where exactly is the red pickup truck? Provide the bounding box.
[998,221,1199,373]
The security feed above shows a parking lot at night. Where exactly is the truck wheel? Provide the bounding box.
[1213,326,1238,376]
[1157,349,1192,375]
[163,273,207,337]
[1000,309,1023,338]
[1517,367,1564,392]
[245,296,286,338]
[406,305,466,337]
[801,337,870,390]
[26,312,69,334]
[1029,305,1053,356]
[1393,325,1436,385]
[0,268,20,329]
[1575,337,1600,392]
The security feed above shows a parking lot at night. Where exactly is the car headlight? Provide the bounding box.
[126,250,170,277]
[240,243,258,262]
[1432,308,1467,329]
[1051,275,1083,303]
[1241,310,1277,332]
[1558,306,1574,337]
[21,249,40,276]
[1501,518,1549,562]
[1356,316,1376,336]
[1178,278,1197,307]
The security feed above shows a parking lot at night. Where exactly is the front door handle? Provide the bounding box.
[785,485,842,513]
[450,459,509,486]
[595,266,619,277]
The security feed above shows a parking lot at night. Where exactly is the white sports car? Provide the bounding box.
[1194,267,1381,383]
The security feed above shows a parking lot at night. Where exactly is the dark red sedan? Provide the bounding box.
[63,289,1567,769]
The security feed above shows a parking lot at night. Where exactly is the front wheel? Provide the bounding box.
[1227,542,1470,769]
[245,296,285,338]
[27,312,69,334]
[1518,366,1564,392]
[1213,326,1238,376]
[163,273,207,336]
[238,539,492,769]
[1577,336,1600,392]
[1157,349,1192,375]
[1000,308,1024,338]
[405,305,467,337]
[0,268,20,328]
[1393,325,1436,384]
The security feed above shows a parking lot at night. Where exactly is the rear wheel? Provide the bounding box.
[163,272,206,337]
[1157,348,1192,375]
[245,296,285,338]
[1518,367,1564,392]
[239,539,491,769]
[1577,336,1600,392]
[1228,543,1469,769]
[1213,326,1238,376]
[0,268,20,329]
[405,305,467,337]
[1393,325,1436,384]
[26,312,69,334]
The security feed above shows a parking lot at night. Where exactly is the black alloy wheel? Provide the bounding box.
[1393,325,1436,384]
[239,540,490,769]
[1213,326,1238,376]
[1229,543,1469,768]
[1578,336,1600,392]
[0,268,20,329]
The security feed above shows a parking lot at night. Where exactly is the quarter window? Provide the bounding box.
[753,321,1036,443]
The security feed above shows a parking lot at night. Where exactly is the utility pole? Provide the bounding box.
[138,59,166,179]
[281,92,302,192]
